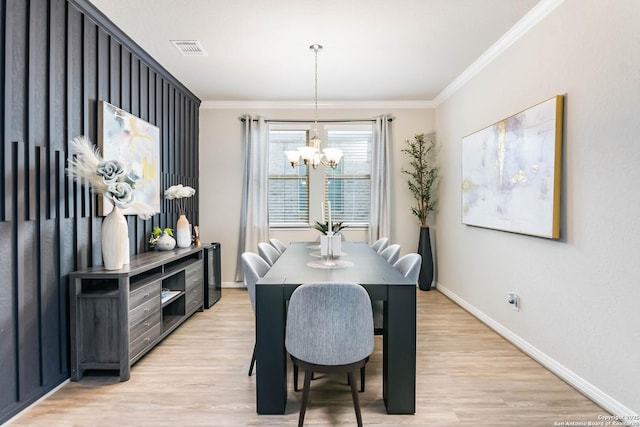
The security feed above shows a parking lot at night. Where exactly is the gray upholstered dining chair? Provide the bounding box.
[258,241,281,267]
[370,237,389,254]
[269,237,287,254]
[379,244,401,265]
[286,282,374,427]
[372,252,422,334]
[240,252,271,376]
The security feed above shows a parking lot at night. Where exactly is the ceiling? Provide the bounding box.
[88,0,541,104]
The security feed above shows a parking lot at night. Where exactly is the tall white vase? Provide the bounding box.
[175,214,191,248]
[102,206,128,270]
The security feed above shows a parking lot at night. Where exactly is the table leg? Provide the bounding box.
[383,285,416,414]
[256,285,287,414]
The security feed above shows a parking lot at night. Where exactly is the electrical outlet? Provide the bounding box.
[508,292,520,311]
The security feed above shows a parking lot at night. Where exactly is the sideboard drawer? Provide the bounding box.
[129,323,161,360]
[129,296,160,329]
[130,280,161,310]
[130,310,161,343]
[185,262,203,292]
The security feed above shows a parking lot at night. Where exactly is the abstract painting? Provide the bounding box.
[98,100,161,216]
[461,95,563,238]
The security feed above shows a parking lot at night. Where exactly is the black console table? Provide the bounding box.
[69,247,206,381]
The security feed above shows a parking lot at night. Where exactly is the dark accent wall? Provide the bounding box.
[0,0,200,422]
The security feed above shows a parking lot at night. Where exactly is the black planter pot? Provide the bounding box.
[417,226,434,291]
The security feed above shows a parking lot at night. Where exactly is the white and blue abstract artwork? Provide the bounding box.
[462,95,563,238]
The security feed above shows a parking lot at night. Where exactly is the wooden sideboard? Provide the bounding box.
[69,247,205,381]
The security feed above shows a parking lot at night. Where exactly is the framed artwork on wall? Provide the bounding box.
[98,100,161,216]
[461,95,564,238]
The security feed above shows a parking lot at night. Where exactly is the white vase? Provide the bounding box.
[102,206,128,270]
[175,214,191,248]
[156,232,176,251]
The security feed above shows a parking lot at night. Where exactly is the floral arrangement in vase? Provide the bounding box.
[66,135,154,270]
[311,220,347,235]
[149,227,175,251]
[164,184,196,248]
[67,136,155,218]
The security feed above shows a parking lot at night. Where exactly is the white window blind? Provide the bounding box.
[325,128,372,225]
[268,130,309,226]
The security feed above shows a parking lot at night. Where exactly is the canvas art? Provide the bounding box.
[461,95,563,238]
[98,100,161,216]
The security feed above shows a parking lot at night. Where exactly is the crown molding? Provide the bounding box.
[200,100,435,110]
[433,0,565,106]
[201,0,564,111]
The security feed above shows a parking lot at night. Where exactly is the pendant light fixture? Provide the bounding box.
[285,44,343,169]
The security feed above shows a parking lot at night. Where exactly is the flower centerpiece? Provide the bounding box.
[164,184,196,248]
[66,135,154,270]
[311,220,347,235]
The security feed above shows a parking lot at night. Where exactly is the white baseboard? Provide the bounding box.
[436,283,639,425]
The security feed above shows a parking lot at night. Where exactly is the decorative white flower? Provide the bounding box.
[67,136,154,219]
[164,184,196,200]
[164,184,196,214]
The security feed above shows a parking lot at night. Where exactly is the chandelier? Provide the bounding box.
[284,44,343,169]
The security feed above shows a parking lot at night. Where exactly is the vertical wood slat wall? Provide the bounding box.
[0,0,201,423]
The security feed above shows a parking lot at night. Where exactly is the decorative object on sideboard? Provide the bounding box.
[149,227,175,251]
[401,133,439,290]
[164,184,196,248]
[67,136,154,270]
[193,225,201,247]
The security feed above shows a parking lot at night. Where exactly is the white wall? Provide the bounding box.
[435,0,640,415]
[198,107,434,284]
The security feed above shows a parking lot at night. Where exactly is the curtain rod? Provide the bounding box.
[239,117,393,123]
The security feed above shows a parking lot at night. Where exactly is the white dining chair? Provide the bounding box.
[393,253,422,284]
[379,244,401,265]
[373,252,422,336]
[269,238,287,254]
[240,252,271,376]
[370,237,389,254]
[258,242,281,267]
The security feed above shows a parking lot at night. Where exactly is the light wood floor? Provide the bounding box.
[10,288,608,426]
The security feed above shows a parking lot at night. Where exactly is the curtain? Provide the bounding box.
[369,115,392,243]
[235,115,269,282]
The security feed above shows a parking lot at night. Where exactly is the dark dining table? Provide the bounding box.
[255,241,416,415]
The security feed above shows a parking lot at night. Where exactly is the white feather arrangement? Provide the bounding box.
[67,136,155,220]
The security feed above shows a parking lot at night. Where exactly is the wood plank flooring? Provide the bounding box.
[9,288,609,426]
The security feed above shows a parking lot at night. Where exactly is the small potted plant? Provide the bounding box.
[401,133,438,290]
[149,227,175,251]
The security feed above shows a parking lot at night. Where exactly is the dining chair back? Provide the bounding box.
[286,282,374,427]
[269,238,287,254]
[258,242,281,267]
[370,237,389,254]
[240,252,271,376]
[379,244,401,265]
[373,252,422,335]
[393,253,422,284]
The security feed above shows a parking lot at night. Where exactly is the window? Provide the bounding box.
[325,127,372,225]
[268,130,309,226]
[268,123,372,228]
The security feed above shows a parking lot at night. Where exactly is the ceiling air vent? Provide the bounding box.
[170,40,208,56]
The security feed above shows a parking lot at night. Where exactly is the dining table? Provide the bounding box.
[255,241,416,415]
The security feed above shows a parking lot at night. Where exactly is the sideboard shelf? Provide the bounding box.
[69,247,205,381]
